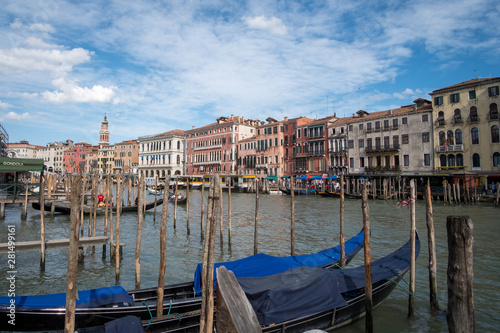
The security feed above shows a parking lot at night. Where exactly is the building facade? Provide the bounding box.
[63,142,94,174]
[97,144,115,174]
[255,117,286,179]
[237,136,256,175]
[137,129,185,179]
[327,116,353,176]
[36,140,74,173]
[114,139,139,174]
[185,116,262,175]
[7,141,41,159]
[430,78,500,177]
[346,99,434,176]
[282,117,314,176]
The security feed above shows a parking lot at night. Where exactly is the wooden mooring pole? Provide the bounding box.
[290,175,295,256]
[340,174,345,268]
[200,178,205,241]
[200,175,219,333]
[446,215,475,333]
[156,175,171,318]
[115,176,122,283]
[64,174,82,333]
[135,176,144,290]
[153,175,158,222]
[254,178,259,255]
[186,178,191,235]
[40,176,46,268]
[425,181,439,312]
[219,179,224,246]
[362,183,373,333]
[408,179,416,318]
[22,180,29,219]
[227,179,231,246]
[173,178,178,229]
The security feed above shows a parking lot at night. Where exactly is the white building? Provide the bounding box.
[7,141,41,159]
[36,140,74,173]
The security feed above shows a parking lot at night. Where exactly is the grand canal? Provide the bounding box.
[0,190,498,332]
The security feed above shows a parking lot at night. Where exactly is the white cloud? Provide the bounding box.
[41,77,118,103]
[0,100,12,109]
[0,47,92,74]
[10,19,55,33]
[0,111,31,121]
[243,16,288,35]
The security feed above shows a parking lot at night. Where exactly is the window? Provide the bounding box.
[360,157,365,167]
[367,123,372,131]
[455,129,463,144]
[359,139,364,148]
[349,125,353,131]
[472,153,481,168]
[422,132,430,143]
[447,130,454,145]
[402,134,409,144]
[367,138,372,149]
[469,106,479,122]
[448,154,455,167]
[393,118,398,128]
[456,154,463,167]
[492,125,500,143]
[350,158,354,168]
[359,124,364,130]
[376,156,382,167]
[450,93,460,103]
[493,152,500,167]
[469,90,476,100]
[273,126,278,134]
[348,140,354,148]
[440,155,447,167]
[404,155,410,166]
[297,129,301,138]
[257,129,261,135]
[384,136,390,148]
[434,96,444,106]
[422,114,429,122]
[490,103,499,120]
[375,137,381,149]
[424,154,430,166]
[471,127,479,144]
[375,121,380,130]
[384,120,389,129]
[385,156,390,166]
[393,135,399,147]
[402,117,408,125]
[488,86,499,97]
[368,156,373,167]
[439,131,446,146]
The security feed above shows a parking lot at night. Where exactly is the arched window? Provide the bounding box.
[440,155,447,167]
[456,154,464,167]
[471,127,479,144]
[447,130,454,145]
[437,111,445,126]
[453,109,462,124]
[448,154,455,167]
[492,125,499,143]
[493,152,500,167]
[439,131,446,146]
[469,106,478,123]
[455,129,463,145]
[177,141,181,149]
[472,153,481,168]
[490,103,498,114]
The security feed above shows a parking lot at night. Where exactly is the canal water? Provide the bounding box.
[0,190,498,332]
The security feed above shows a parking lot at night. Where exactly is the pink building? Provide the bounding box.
[185,116,263,175]
[254,117,286,179]
[63,142,94,173]
[237,136,256,175]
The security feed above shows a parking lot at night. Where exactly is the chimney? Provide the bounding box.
[388,109,392,115]
[413,105,417,112]
[284,117,288,121]
[192,126,195,129]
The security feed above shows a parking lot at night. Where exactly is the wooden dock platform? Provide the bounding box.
[0,236,109,253]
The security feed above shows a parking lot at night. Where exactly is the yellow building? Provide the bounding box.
[430,78,500,179]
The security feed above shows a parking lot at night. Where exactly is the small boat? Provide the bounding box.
[280,188,316,195]
[0,230,364,331]
[31,199,164,215]
[168,193,187,204]
[315,190,341,197]
[147,186,163,196]
[345,193,375,200]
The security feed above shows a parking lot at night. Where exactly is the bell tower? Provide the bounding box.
[99,115,109,146]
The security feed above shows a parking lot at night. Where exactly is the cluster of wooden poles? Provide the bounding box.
[48,172,473,332]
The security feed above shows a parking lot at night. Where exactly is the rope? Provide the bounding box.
[166,299,182,322]
[331,263,344,269]
[142,301,153,331]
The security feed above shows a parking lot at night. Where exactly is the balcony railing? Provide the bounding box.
[255,163,268,168]
[365,144,400,153]
[193,160,221,166]
[194,143,222,151]
[451,117,463,125]
[435,119,446,127]
[308,132,325,138]
[467,116,479,124]
[435,144,464,152]
[487,112,499,121]
[308,149,325,156]
[328,148,347,154]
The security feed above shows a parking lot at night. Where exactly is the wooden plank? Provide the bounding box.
[0,236,109,253]
[216,266,261,333]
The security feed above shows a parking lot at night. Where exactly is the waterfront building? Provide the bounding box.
[346,99,434,177]
[84,149,98,173]
[327,116,354,176]
[114,139,139,174]
[0,123,8,157]
[295,116,337,177]
[254,117,286,179]
[137,129,185,179]
[97,144,115,174]
[185,116,263,175]
[237,136,256,175]
[7,141,42,159]
[429,77,500,186]
[282,116,314,176]
[63,142,94,174]
[37,140,74,173]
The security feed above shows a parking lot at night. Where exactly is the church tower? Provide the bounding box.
[99,115,109,146]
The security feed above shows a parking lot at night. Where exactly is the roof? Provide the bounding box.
[346,100,432,124]
[430,77,500,95]
[238,135,256,143]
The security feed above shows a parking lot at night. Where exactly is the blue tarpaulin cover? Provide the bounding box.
[193,229,364,294]
[237,234,420,325]
[0,285,133,311]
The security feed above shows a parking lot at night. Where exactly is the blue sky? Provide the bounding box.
[0,0,498,146]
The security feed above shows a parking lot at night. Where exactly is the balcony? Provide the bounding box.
[467,116,479,124]
[194,143,222,151]
[383,125,392,131]
[308,149,325,156]
[255,163,268,168]
[435,119,446,127]
[487,112,499,121]
[193,160,221,166]
[328,148,347,155]
[308,132,325,139]
[365,144,400,153]
[365,166,401,173]
[374,127,381,132]
[365,128,373,133]
[435,144,464,152]
[451,117,463,125]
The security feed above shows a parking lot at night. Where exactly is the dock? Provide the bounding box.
[0,236,109,253]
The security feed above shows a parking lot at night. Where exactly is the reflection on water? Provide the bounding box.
[1,191,498,332]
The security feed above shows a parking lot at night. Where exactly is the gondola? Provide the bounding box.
[280,188,316,195]
[31,199,164,215]
[315,190,341,197]
[168,193,187,204]
[345,193,375,200]
[0,230,364,331]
